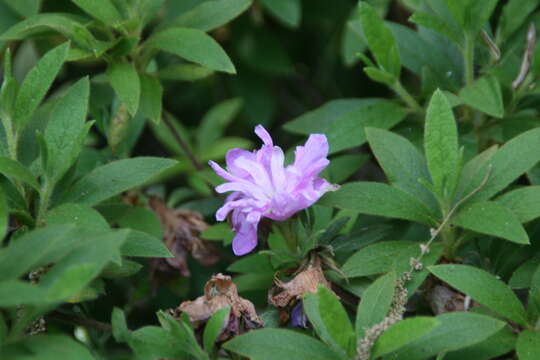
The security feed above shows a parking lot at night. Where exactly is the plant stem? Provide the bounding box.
[463,34,475,86]
[48,311,112,332]
[392,81,423,114]
[36,180,52,225]
[162,113,204,171]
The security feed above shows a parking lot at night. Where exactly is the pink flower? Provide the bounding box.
[209,125,338,255]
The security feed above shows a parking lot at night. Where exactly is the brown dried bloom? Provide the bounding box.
[171,274,262,336]
[149,197,220,278]
[268,256,334,308]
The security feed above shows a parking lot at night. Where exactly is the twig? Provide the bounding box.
[48,311,112,332]
[162,113,204,171]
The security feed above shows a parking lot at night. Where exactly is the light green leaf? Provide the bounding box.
[516,330,540,360]
[0,189,6,243]
[14,42,70,130]
[409,11,461,43]
[172,0,252,32]
[429,264,528,326]
[498,0,539,40]
[71,0,122,24]
[342,241,442,279]
[460,76,504,118]
[45,203,109,229]
[0,280,48,306]
[146,27,236,74]
[0,156,39,190]
[372,317,439,358]
[203,306,230,354]
[224,329,345,360]
[389,312,505,360]
[260,0,301,28]
[425,89,459,198]
[12,334,96,360]
[0,225,75,282]
[454,145,498,201]
[139,73,162,123]
[3,0,40,18]
[359,2,400,77]
[496,186,540,223]
[304,286,355,356]
[112,307,130,342]
[452,201,529,244]
[355,271,396,339]
[197,98,243,151]
[45,77,90,180]
[285,99,407,154]
[128,326,190,359]
[322,154,368,184]
[443,0,498,35]
[156,64,214,81]
[366,127,436,211]
[107,61,141,116]
[61,157,177,206]
[121,230,172,258]
[444,327,517,360]
[320,182,437,225]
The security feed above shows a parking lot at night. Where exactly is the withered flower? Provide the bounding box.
[268,256,334,326]
[149,197,220,278]
[171,274,262,340]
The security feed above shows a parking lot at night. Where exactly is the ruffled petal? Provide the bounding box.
[255,125,273,146]
[292,134,330,178]
[225,148,256,179]
[231,211,260,255]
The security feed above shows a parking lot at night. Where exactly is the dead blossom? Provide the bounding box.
[149,197,220,278]
[171,274,262,337]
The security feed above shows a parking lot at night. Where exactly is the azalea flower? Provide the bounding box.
[209,125,338,255]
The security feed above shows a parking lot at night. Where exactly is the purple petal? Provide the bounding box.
[254,125,273,146]
[292,134,330,178]
[231,212,260,255]
[225,148,256,179]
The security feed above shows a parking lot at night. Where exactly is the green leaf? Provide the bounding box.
[429,264,528,325]
[0,189,6,243]
[146,27,236,74]
[359,2,400,77]
[260,0,301,28]
[139,74,162,123]
[425,89,460,198]
[363,66,395,85]
[516,330,540,360]
[11,334,96,360]
[304,286,355,356]
[71,0,122,24]
[355,271,396,339]
[0,156,39,190]
[45,77,90,180]
[112,307,130,342]
[128,326,190,359]
[121,230,172,258]
[444,327,517,360]
[284,99,407,154]
[156,64,214,81]
[224,329,345,360]
[509,255,540,289]
[172,0,252,32]
[322,154,368,184]
[203,306,230,354]
[443,0,498,35]
[156,312,207,359]
[45,203,109,229]
[197,98,243,152]
[467,127,540,202]
[0,280,48,306]
[3,0,40,18]
[496,186,540,223]
[14,42,70,131]
[103,259,142,278]
[0,225,76,282]
[409,11,461,44]
[107,61,141,116]
[61,157,177,206]
[41,229,128,302]
[498,0,539,40]
[459,76,504,118]
[342,241,439,278]
[454,145,498,201]
[320,182,437,226]
[452,201,529,245]
[372,317,440,358]
[366,127,436,211]
[389,312,505,360]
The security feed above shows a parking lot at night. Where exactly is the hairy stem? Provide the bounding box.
[392,81,423,114]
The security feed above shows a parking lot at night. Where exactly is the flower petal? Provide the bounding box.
[292,134,330,178]
[231,212,260,255]
[255,125,273,146]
